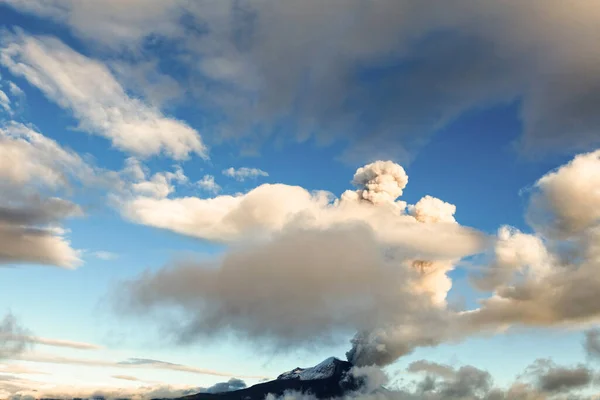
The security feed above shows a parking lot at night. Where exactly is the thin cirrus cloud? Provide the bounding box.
[0,31,207,161]
[11,353,268,380]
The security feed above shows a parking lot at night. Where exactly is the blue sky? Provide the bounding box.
[0,1,599,399]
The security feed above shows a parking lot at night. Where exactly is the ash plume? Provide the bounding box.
[119,149,600,370]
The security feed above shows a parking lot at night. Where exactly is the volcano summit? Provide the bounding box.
[169,357,366,400]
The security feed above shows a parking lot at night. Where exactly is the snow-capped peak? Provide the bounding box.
[277,357,345,381]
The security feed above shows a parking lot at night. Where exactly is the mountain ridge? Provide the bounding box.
[166,357,364,400]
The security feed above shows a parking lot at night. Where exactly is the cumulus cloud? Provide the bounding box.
[117,148,600,369]
[0,31,206,160]
[527,150,600,239]
[262,359,596,400]
[0,122,92,188]
[4,1,600,161]
[0,122,85,267]
[197,174,221,193]
[464,149,600,332]
[117,161,488,367]
[222,167,269,181]
[0,194,82,268]
[0,121,130,267]
[124,158,188,200]
[524,359,594,394]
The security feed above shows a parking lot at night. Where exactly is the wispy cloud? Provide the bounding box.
[91,251,119,261]
[12,353,269,379]
[222,167,269,182]
[0,31,207,160]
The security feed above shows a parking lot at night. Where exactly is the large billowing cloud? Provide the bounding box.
[3,1,600,161]
[464,150,600,331]
[117,160,487,366]
[0,122,86,267]
[0,31,207,160]
[118,148,600,368]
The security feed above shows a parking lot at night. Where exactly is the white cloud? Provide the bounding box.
[0,32,207,160]
[0,122,88,268]
[27,337,102,351]
[196,174,221,193]
[222,167,269,181]
[0,122,91,188]
[7,81,24,98]
[464,149,600,334]
[91,251,118,261]
[117,161,488,367]
[0,89,10,113]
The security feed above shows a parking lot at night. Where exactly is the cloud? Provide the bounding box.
[119,162,485,259]
[525,359,594,394]
[463,150,600,332]
[407,360,456,379]
[0,122,92,189]
[3,376,246,400]
[5,1,600,161]
[0,121,126,268]
[0,314,31,360]
[91,251,118,261]
[125,159,188,200]
[11,353,266,380]
[527,150,600,239]
[222,167,269,181]
[197,174,221,194]
[117,161,488,367]
[111,374,141,382]
[201,377,247,393]
[0,88,10,113]
[27,337,102,351]
[0,197,82,268]
[0,31,207,160]
[585,329,600,360]
[117,149,600,369]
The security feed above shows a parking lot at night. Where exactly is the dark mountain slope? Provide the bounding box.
[167,357,363,400]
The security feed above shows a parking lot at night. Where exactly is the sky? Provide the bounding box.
[0,1,599,399]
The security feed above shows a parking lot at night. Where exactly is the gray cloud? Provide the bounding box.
[584,329,600,360]
[0,314,31,360]
[407,360,456,379]
[201,377,247,394]
[525,359,593,394]
[0,196,82,267]
[4,1,600,162]
[116,160,487,367]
